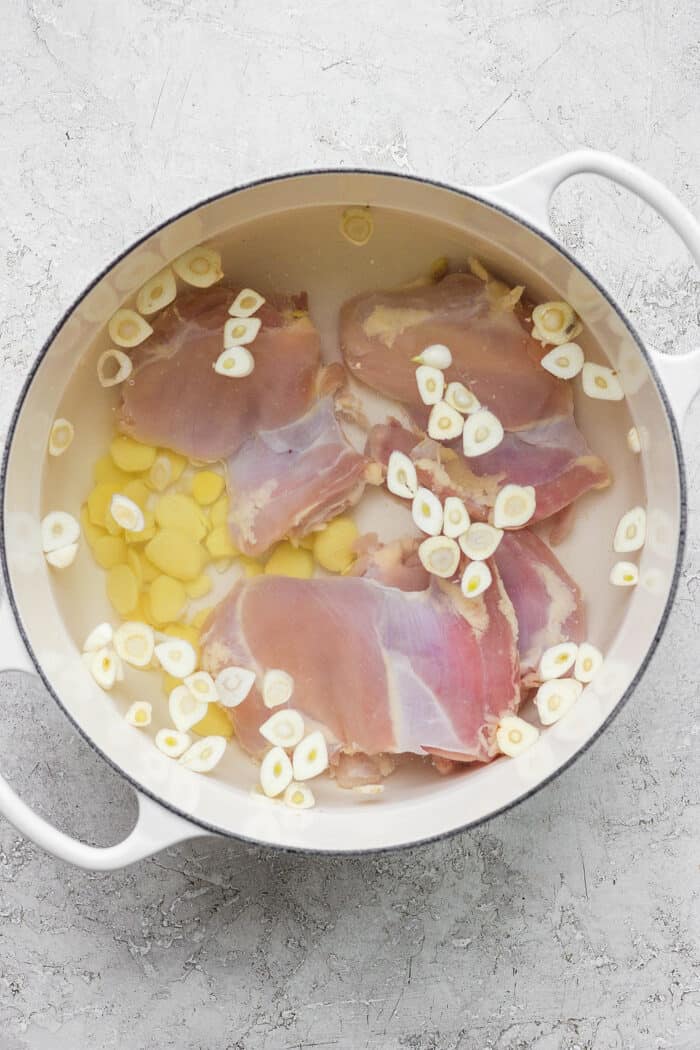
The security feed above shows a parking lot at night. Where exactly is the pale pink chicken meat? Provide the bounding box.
[340,272,610,523]
[201,541,521,769]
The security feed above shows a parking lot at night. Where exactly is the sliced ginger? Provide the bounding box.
[155,493,208,541]
[93,535,128,569]
[264,542,314,579]
[110,435,157,473]
[191,470,225,506]
[145,529,205,581]
[192,703,234,739]
[106,564,139,616]
[313,517,359,573]
[205,525,238,559]
[149,574,188,624]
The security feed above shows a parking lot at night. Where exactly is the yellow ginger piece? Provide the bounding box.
[145,529,205,581]
[297,534,316,551]
[126,549,143,587]
[205,525,238,559]
[93,455,129,487]
[122,479,150,509]
[193,704,234,739]
[124,510,157,545]
[146,450,188,491]
[185,574,212,599]
[92,535,128,570]
[264,542,314,579]
[313,517,359,573]
[110,435,157,473]
[192,471,225,506]
[239,557,263,578]
[209,495,229,528]
[87,482,121,528]
[155,493,208,541]
[106,564,139,616]
[149,574,188,624]
[80,504,105,548]
[137,551,160,582]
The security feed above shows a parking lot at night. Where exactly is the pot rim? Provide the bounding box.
[0,167,687,855]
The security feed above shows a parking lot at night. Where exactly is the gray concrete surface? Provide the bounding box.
[1,1,699,1047]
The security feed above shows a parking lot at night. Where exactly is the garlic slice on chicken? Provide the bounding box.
[114,621,155,668]
[169,685,207,732]
[262,669,294,709]
[411,487,443,536]
[610,561,639,587]
[260,709,305,749]
[283,782,316,810]
[260,746,294,797]
[173,246,223,288]
[540,342,584,380]
[442,496,470,539]
[415,365,445,406]
[180,735,227,773]
[582,363,624,401]
[110,494,145,533]
[627,426,642,454]
[41,511,80,553]
[427,401,464,441]
[496,715,539,757]
[574,642,604,684]
[412,344,452,370]
[461,560,492,599]
[46,543,78,569]
[462,410,504,457]
[229,288,266,318]
[531,301,582,346]
[458,522,503,561]
[535,679,582,726]
[90,647,120,690]
[386,450,418,499]
[155,639,197,679]
[108,309,153,349]
[155,728,191,758]
[539,642,578,681]
[223,316,261,348]
[136,267,177,315]
[48,418,74,457]
[83,622,113,652]
[493,484,536,529]
[214,347,255,378]
[445,382,480,415]
[613,506,646,553]
[125,701,152,728]
[418,536,460,578]
[215,666,257,707]
[97,349,133,387]
[292,731,329,781]
[184,671,218,705]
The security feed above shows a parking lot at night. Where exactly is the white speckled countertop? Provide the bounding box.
[1,2,699,1047]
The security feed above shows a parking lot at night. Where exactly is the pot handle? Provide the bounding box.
[0,596,209,870]
[484,150,700,423]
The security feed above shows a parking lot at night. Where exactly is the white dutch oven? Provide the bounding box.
[1,151,699,869]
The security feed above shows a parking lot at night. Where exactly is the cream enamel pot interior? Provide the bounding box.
[1,150,699,869]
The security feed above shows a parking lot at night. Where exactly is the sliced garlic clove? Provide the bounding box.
[574,642,604,684]
[283,782,315,810]
[169,685,208,733]
[386,449,418,499]
[540,342,584,380]
[411,486,443,537]
[109,493,145,533]
[262,668,294,709]
[539,642,578,681]
[535,679,582,726]
[214,347,255,378]
[155,728,191,758]
[114,621,155,668]
[260,746,294,796]
[90,647,119,690]
[97,349,133,388]
[41,511,80,553]
[155,639,197,679]
[458,522,503,561]
[108,308,153,349]
[412,344,452,370]
[179,735,227,773]
[340,206,374,246]
[460,560,492,599]
[135,267,177,315]
[613,506,646,553]
[442,496,470,538]
[215,665,257,707]
[627,426,642,454]
[229,288,266,318]
[531,301,582,346]
[223,316,261,348]
[445,381,480,415]
[173,246,223,288]
[418,536,460,578]
[462,409,504,457]
[184,671,218,705]
[83,622,113,652]
[415,364,445,406]
[125,701,152,728]
[427,400,464,441]
[48,418,75,457]
[493,484,536,529]
[610,561,639,587]
[147,455,173,492]
[259,709,305,749]
[292,731,329,781]
[46,542,78,569]
[581,362,624,401]
[496,715,540,756]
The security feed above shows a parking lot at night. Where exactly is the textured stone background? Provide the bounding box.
[1,2,699,1048]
